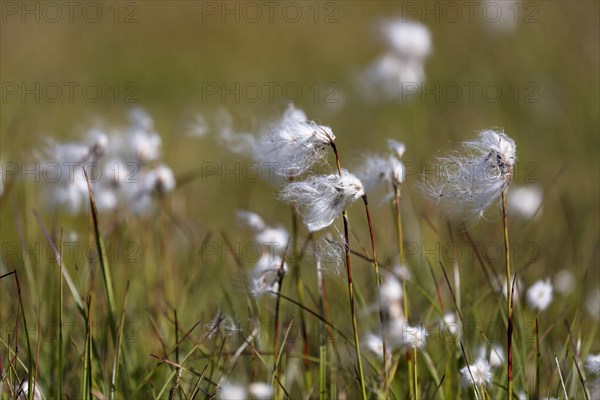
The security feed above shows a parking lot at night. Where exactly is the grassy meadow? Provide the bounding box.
[1,1,599,398]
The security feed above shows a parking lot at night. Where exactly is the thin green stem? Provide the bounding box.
[332,143,367,400]
[394,184,411,398]
[291,205,312,392]
[502,190,513,400]
[413,348,419,400]
[362,195,388,396]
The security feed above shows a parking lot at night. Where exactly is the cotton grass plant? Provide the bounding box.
[3,107,598,400]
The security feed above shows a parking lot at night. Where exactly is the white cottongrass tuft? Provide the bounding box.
[380,272,403,304]
[585,288,600,321]
[477,343,505,367]
[248,382,274,399]
[249,254,287,298]
[359,154,404,194]
[440,312,461,338]
[585,355,600,400]
[360,53,426,100]
[526,279,554,311]
[359,19,432,100]
[237,210,289,253]
[508,184,544,219]
[365,333,387,359]
[381,19,432,60]
[460,358,493,387]
[15,380,44,400]
[553,269,576,295]
[36,108,175,216]
[388,139,406,159]
[279,170,365,232]
[219,380,247,400]
[394,324,428,349]
[423,129,517,220]
[214,109,257,155]
[255,117,335,178]
[586,354,600,375]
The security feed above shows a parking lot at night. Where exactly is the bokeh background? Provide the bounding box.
[1,0,599,397]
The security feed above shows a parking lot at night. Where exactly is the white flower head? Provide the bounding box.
[586,288,600,321]
[585,354,600,375]
[360,52,426,100]
[237,210,267,231]
[215,109,257,155]
[526,279,553,311]
[497,274,523,304]
[477,343,505,367]
[220,380,247,400]
[553,269,576,295]
[381,19,432,61]
[237,210,288,254]
[388,139,406,159]
[15,379,43,400]
[279,170,364,232]
[423,129,517,220]
[397,324,428,349]
[144,164,176,194]
[460,358,493,387]
[508,185,544,219]
[440,312,461,338]
[250,254,287,297]
[359,154,405,199]
[281,103,307,123]
[255,118,335,178]
[381,272,403,305]
[365,333,390,359]
[125,109,161,164]
[248,382,274,399]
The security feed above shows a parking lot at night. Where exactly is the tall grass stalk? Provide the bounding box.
[393,183,412,398]
[331,142,367,399]
[502,190,513,399]
[316,243,327,400]
[362,195,388,394]
[84,169,117,342]
[290,207,312,392]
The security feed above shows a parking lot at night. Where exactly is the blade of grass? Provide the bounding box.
[83,168,117,342]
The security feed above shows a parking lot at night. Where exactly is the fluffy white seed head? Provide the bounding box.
[460,358,493,387]
[360,52,426,100]
[586,288,600,321]
[359,154,405,197]
[477,343,505,367]
[250,254,287,297]
[365,333,390,359]
[237,210,267,232]
[279,170,364,232]
[381,19,432,60]
[220,380,247,400]
[526,279,554,311]
[248,382,274,399]
[15,380,43,400]
[381,273,403,304]
[394,324,428,349]
[423,129,517,221]
[440,312,461,338]
[388,139,406,159]
[553,269,576,295]
[585,354,600,375]
[508,185,544,219]
[144,164,176,194]
[255,118,335,178]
